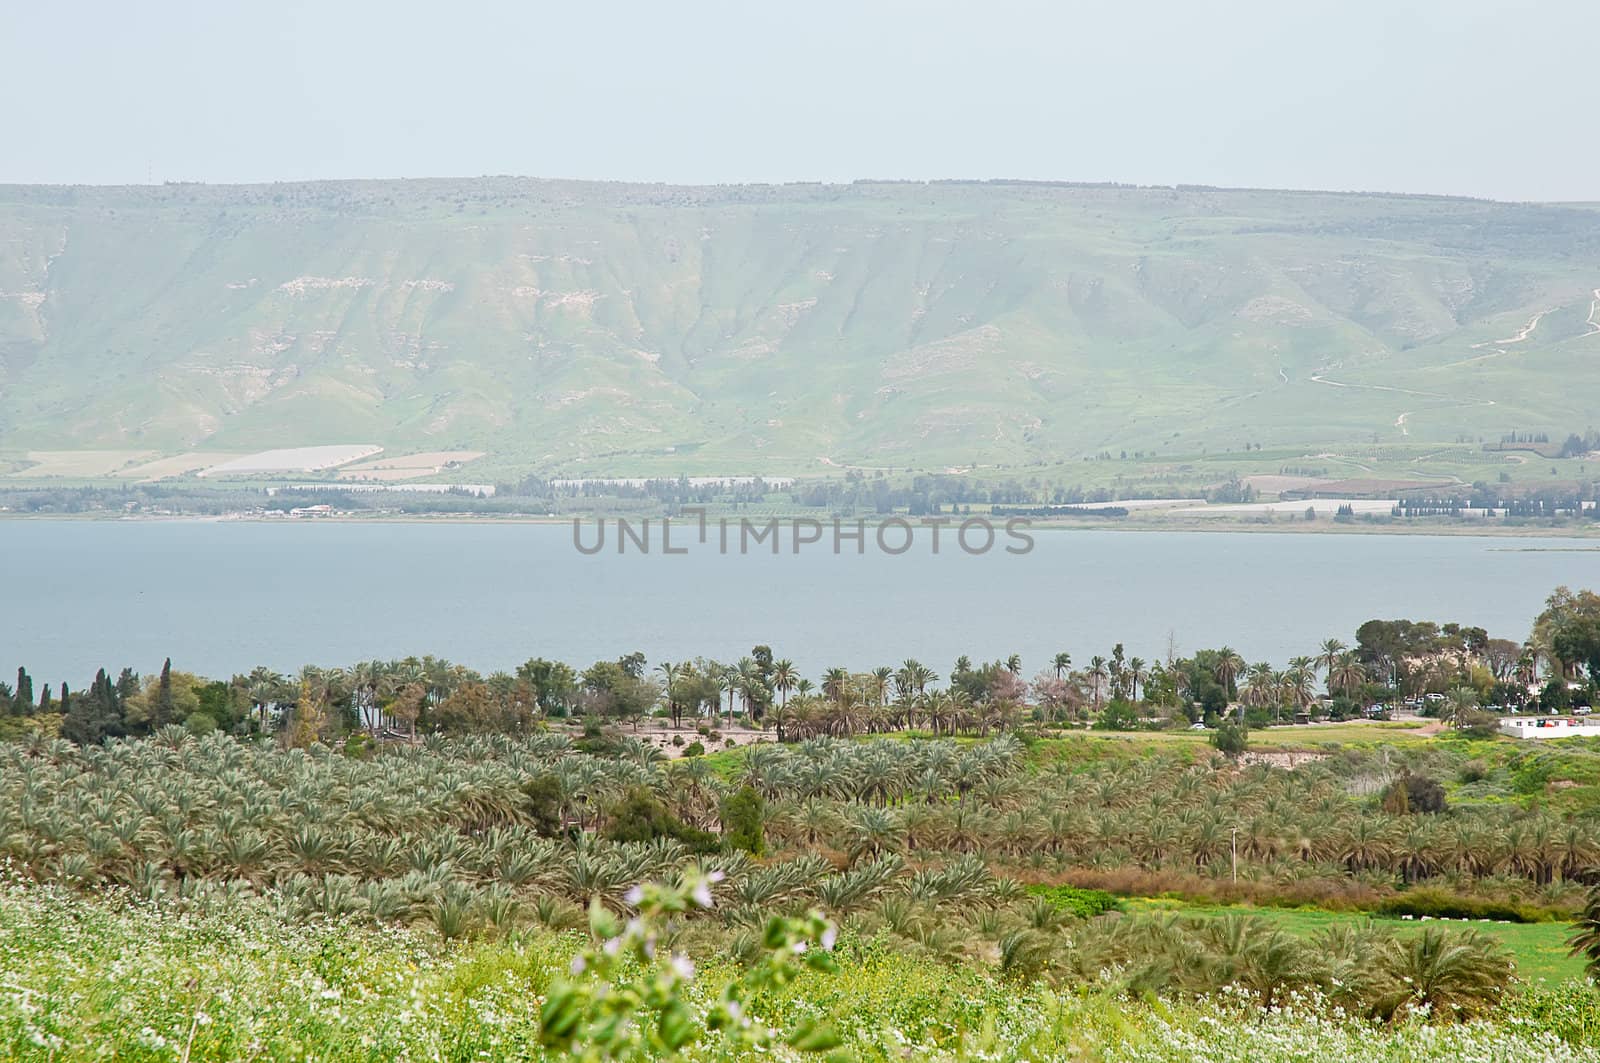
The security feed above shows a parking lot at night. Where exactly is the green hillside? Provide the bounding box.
[1,178,1597,477]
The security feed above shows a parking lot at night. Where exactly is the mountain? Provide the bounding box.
[1,178,1598,477]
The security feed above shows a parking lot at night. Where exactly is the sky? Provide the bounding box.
[3,0,1597,201]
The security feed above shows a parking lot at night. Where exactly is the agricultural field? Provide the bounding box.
[5,724,1600,1059]
[337,449,486,481]
[6,449,154,478]
[198,445,383,477]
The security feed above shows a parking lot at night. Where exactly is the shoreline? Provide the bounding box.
[0,511,1597,539]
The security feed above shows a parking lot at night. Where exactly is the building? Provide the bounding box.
[1499,716,1600,740]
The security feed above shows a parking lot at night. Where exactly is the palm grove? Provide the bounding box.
[6,586,1598,749]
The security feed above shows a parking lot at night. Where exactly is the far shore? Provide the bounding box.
[1,510,1597,540]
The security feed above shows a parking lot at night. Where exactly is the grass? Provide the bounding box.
[1132,898,1586,983]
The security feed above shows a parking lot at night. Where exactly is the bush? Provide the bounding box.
[522,774,564,837]
[1457,758,1489,784]
[602,787,720,853]
[1024,884,1123,919]
[1512,756,1553,795]
[1381,774,1447,815]
[1094,700,1139,731]
[682,741,706,758]
[1459,708,1501,739]
[719,786,765,855]
[1377,888,1552,924]
[1211,720,1248,755]
[670,734,684,747]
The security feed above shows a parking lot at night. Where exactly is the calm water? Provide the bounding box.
[3,520,1598,685]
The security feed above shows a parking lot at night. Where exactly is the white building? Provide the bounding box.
[1499,716,1600,739]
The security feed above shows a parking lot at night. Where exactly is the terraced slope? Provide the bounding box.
[1,179,1597,475]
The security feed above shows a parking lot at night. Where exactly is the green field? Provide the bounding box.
[1135,899,1585,983]
[2,179,1598,481]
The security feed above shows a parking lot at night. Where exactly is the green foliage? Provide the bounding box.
[1381,774,1447,814]
[1094,700,1139,731]
[1568,885,1600,980]
[602,787,720,854]
[538,870,840,1058]
[681,741,706,758]
[1511,756,1554,795]
[1212,719,1249,755]
[1378,889,1552,924]
[719,786,765,856]
[1024,884,1123,919]
[520,774,565,837]
[183,712,218,736]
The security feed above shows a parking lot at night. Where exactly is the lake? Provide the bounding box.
[3,519,1598,686]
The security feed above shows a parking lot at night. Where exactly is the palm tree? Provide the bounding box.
[1448,686,1479,731]
[1087,656,1108,710]
[1213,647,1245,699]
[771,659,797,710]
[1283,661,1316,722]
[1569,886,1600,979]
[1052,652,1071,680]
[1005,654,1022,675]
[1319,638,1347,692]
[1127,657,1147,703]
[1330,652,1367,700]
[821,667,848,703]
[1244,663,1277,713]
[719,666,740,729]
[870,666,893,707]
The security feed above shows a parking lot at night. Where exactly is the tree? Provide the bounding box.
[720,786,766,855]
[124,667,204,733]
[1330,652,1367,699]
[13,667,32,716]
[1213,647,1245,701]
[62,669,124,746]
[1319,638,1347,692]
[1448,686,1479,731]
[517,658,579,717]
[1087,656,1108,710]
[1127,657,1147,703]
[1052,652,1072,680]
[772,659,797,711]
[1533,586,1600,679]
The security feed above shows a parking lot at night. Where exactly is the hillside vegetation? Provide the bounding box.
[2,178,1598,476]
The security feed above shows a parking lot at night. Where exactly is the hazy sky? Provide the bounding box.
[4,0,1597,201]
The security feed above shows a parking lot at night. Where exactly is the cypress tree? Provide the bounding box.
[37,684,52,714]
[14,667,31,716]
[115,668,139,705]
[156,658,174,727]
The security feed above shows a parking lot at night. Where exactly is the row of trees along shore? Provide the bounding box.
[4,586,1598,749]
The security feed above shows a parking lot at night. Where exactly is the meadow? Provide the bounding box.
[7,881,1600,1061]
